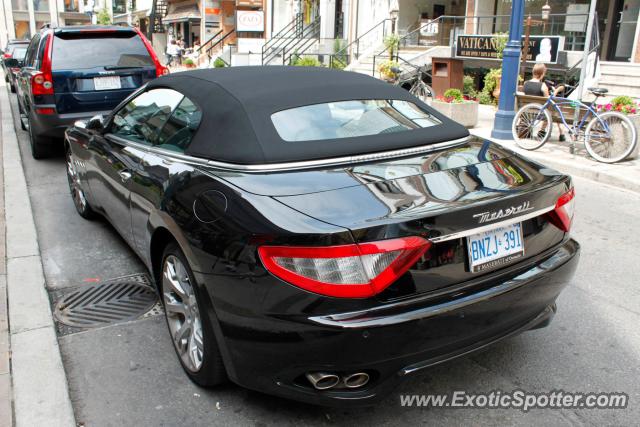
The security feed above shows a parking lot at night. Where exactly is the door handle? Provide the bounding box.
[118,170,132,182]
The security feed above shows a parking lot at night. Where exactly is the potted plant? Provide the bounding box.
[183,58,196,69]
[596,95,640,159]
[431,88,479,128]
[377,59,399,82]
[213,57,227,68]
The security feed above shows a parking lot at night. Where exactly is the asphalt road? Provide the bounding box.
[7,93,640,426]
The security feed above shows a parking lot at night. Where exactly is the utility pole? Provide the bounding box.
[491,0,525,140]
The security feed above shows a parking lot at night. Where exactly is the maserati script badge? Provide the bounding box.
[473,201,534,224]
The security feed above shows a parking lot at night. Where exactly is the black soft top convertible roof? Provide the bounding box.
[146,67,469,165]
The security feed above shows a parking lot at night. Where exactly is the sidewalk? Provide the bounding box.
[471,104,640,193]
[0,78,76,426]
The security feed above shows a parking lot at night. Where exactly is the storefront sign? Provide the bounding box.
[236,10,264,32]
[455,35,564,64]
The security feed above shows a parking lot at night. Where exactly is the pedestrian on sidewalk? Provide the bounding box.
[166,39,180,67]
[523,63,566,142]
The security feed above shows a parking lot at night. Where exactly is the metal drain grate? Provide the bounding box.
[53,278,158,329]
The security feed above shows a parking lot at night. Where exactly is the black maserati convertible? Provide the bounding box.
[64,67,579,406]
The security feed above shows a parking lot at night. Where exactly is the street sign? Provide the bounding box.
[455,34,564,64]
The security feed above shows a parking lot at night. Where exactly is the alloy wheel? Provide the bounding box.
[66,149,88,213]
[162,255,204,372]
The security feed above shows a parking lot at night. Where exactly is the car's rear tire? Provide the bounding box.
[28,114,50,159]
[10,83,16,93]
[160,243,227,386]
[65,145,95,219]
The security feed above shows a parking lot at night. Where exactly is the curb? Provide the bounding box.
[1,79,76,425]
[471,130,640,194]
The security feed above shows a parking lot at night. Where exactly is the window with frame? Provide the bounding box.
[154,96,202,153]
[110,88,184,145]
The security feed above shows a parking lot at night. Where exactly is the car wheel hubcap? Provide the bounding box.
[66,151,87,211]
[162,255,204,372]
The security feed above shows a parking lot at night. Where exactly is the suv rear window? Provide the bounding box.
[51,32,154,70]
[271,100,442,142]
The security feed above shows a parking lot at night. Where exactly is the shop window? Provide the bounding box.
[64,0,79,12]
[13,21,30,39]
[33,0,49,12]
[11,0,28,10]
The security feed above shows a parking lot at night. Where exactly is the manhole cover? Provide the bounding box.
[53,280,158,328]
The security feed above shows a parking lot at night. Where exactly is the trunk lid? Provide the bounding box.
[217,138,572,300]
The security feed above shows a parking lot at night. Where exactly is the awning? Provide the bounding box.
[162,4,201,24]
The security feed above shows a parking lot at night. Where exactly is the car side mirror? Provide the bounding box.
[86,115,105,132]
[4,58,19,68]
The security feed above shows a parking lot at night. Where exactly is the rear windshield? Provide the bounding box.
[51,32,154,70]
[12,47,27,60]
[271,99,442,142]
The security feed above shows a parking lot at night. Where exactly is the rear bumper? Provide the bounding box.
[30,109,111,140]
[200,238,579,407]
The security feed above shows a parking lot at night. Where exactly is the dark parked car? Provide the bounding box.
[16,25,168,159]
[5,46,28,93]
[64,67,579,406]
[1,39,29,80]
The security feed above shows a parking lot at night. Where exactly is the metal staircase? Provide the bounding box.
[198,29,236,61]
[149,0,167,37]
[262,14,321,65]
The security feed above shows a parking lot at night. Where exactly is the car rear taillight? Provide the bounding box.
[546,188,575,232]
[258,237,431,298]
[3,52,11,58]
[31,35,53,96]
[134,28,169,77]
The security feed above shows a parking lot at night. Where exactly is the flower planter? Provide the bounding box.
[431,100,479,128]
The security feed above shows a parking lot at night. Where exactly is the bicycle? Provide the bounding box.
[512,86,637,163]
[390,64,434,101]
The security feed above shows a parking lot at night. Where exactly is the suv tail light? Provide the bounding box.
[31,35,53,96]
[258,237,431,298]
[3,52,12,58]
[134,28,169,77]
[546,188,575,232]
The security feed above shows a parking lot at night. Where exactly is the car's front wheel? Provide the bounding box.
[65,146,95,219]
[161,243,227,386]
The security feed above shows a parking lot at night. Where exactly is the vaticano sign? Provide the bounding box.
[456,35,564,64]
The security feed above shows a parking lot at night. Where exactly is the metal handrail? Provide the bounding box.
[285,20,322,64]
[332,18,392,66]
[277,16,321,64]
[262,13,303,64]
[205,29,235,58]
[197,29,223,53]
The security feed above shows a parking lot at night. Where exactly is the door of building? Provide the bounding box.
[607,0,640,61]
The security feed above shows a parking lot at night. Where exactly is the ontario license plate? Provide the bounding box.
[467,222,524,273]
[94,76,121,91]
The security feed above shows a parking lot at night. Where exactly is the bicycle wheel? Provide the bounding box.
[410,82,433,101]
[512,103,552,150]
[584,111,637,163]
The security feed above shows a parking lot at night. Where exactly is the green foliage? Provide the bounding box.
[96,8,111,25]
[478,90,494,105]
[482,68,502,95]
[331,39,347,69]
[443,88,464,102]
[612,95,634,108]
[183,58,195,66]
[463,75,477,98]
[292,56,323,67]
[383,34,401,59]
[213,57,226,68]
[493,33,508,59]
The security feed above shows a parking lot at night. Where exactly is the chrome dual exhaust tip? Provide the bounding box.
[343,372,370,388]
[306,371,370,390]
[305,372,340,390]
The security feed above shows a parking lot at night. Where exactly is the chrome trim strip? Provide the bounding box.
[308,241,576,329]
[105,134,472,172]
[429,205,556,243]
